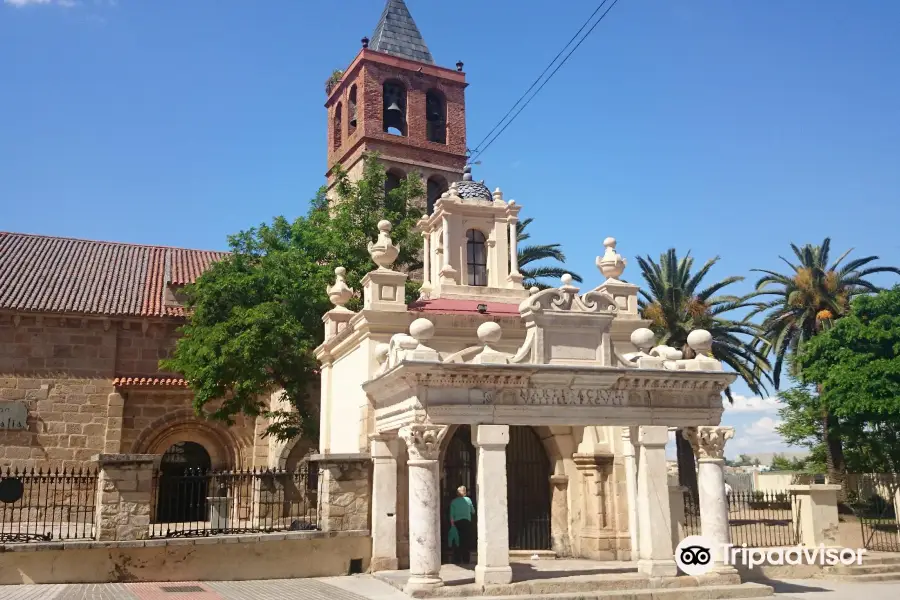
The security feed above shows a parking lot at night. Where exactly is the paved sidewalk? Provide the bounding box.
[0,576,897,600]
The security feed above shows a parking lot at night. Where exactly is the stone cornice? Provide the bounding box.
[362,360,736,401]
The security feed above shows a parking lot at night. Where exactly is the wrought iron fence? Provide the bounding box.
[150,465,320,538]
[0,466,97,543]
[681,489,801,547]
[847,473,900,552]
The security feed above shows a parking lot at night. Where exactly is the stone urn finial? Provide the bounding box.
[327,266,353,309]
[687,329,713,356]
[596,237,627,280]
[368,220,400,269]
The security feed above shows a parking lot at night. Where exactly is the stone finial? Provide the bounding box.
[409,318,435,345]
[456,60,464,72]
[560,273,578,293]
[418,281,433,301]
[472,321,510,364]
[368,220,400,269]
[630,328,655,353]
[683,426,734,461]
[529,286,540,296]
[596,237,627,280]
[493,187,503,202]
[362,37,370,48]
[327,266,354,309]
[448,182,460,199]
[687,329,713,356]
[374,342,390,376]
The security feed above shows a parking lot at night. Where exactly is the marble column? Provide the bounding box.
[684,426,735,571]
[399,424,448,594]
[474,425,513,585]
[622,426,640,561]
[634,426,677,576]
[370,433,400,572]
[550,474,572,557]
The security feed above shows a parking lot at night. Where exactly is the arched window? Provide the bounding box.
[426,175,448,215]
[426,89,447,144]
[333,102,343,150]
[383,80,407,136]
[466,229,487,286]
[385,169,405,197]
[348,85,358,133]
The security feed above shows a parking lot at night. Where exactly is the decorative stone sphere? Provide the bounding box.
[604,237,617,248]
[378,219,392,233]
[409,318,435,341]
[630,328,655,350]
[687,329,713,353]
[561,273,573,286]
[529,286,540,296]
[335,266,346,277]
[477,321,502,345]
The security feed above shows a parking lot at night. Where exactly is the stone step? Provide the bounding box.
[862,554,900,566]
[831,572,900,583]
[827,563,900,575]
[440,583,774,600]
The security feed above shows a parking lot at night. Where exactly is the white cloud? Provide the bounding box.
[723,395,782,414]
[4,0,76,6]
[732,416,785,451]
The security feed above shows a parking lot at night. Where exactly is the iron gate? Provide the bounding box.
[849,475,900,552]
[506,426,552,550]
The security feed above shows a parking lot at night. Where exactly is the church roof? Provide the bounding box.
[0,232,226,318]
[369,0,435,65]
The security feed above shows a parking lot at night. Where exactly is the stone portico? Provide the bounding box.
[313,177,742,595]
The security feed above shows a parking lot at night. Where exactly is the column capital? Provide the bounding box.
[683,426,734,460]
[399,424,448,461]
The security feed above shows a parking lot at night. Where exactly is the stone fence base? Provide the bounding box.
[0,531,370,585]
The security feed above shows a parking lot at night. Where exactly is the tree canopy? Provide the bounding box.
[790,287,900,473]
[162,156,425,441]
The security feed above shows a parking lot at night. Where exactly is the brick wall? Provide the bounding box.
[0,314,265,471]
[327,55,467,176]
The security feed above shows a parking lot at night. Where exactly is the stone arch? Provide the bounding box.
[275,436,318,471]
[131,409,242,470]
[426,175,448,215]
[382,79,407,136]
[333,102,343,150]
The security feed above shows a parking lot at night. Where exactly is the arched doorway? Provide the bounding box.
[155,441,212,524]
[440,425,552,561]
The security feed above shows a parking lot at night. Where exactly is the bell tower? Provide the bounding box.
[325,0,468,210]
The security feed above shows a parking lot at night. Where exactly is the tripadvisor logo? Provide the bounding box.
[675,535,867,575]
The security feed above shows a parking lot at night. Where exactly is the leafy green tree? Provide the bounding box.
[770,453,808,472]
[794,287,900,474]
[515,217,582,289]
[637,249,771,494]
[749,239,900,488]
[162,156,425,441]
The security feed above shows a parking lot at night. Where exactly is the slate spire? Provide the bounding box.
[369,0,435,65]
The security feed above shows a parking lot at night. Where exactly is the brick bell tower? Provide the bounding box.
[325,0,468,212]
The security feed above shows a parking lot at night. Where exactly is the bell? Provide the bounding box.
[384,102,406,133]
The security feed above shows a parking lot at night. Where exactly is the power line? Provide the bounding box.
[468,0,612,156]
[470,0,621,162]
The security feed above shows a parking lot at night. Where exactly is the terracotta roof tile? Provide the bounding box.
[0,232,227,318]
[113,376,189,388]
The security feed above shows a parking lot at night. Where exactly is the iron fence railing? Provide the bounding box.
[681,489,801,548]
[0,466,97,543]
[150,465,320,538]
[847,473,900,552]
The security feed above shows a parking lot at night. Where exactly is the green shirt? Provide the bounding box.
[450,496,474,522]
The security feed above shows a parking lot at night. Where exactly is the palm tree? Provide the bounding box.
[516,218,582,289]
[747,238,900,491]
[638,249,771,495]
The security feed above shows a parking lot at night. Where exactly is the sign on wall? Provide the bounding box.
[0,401,27,430]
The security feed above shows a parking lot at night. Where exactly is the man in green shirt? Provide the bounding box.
[449,485,475,564]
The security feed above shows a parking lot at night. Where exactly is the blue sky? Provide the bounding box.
[3,0,899,458]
